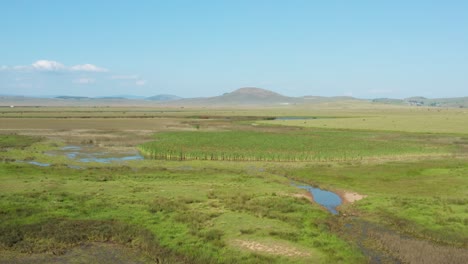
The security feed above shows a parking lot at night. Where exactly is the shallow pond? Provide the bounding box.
[295,184,342,214]
[49,145,144,164]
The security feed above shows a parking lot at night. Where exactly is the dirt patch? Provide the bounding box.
[233,239,311,257]
[336,190,367,204]
[342,191,367,203]
[0,117,195,133]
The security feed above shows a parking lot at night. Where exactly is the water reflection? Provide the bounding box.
[295,184,342,214]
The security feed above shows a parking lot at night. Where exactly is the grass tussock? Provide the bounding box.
[0,219,189,263]
[0,134,41,149]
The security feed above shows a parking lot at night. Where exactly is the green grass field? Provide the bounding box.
[1,105,467,263]
[283,159,468,245]
[0,136,364,263]
[259,108,468,134]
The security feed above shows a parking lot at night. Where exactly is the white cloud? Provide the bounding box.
[135,80,147,86]
[70,64,108,72]
[2,60,108,73]
[3,60,148,88]
[32,60,66,71]
[73,78,95,84]
[111,75,139,80]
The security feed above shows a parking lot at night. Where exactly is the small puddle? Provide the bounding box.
[28,161,51,167]
[79,155,143,163]
[16,160,51,167]
[48,145,144,164]
[295,184,342,215]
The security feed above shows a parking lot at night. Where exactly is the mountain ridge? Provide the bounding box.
[146,94,182,101]
[1,87,467,108]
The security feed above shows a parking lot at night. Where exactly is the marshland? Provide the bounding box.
[1,104,467,263]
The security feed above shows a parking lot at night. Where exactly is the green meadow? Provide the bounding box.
[259,107,468,134]
[1,105,467,263]
[0,136,362,264]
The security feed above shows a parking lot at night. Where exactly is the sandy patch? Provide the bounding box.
[341,191,367,204]
[234,239,311,257]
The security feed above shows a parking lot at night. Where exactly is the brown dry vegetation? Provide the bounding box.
[370,230,468,264]
[0,117,192,131]
[328,218,468,264]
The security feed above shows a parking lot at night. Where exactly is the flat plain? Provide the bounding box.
[0,103,467,263]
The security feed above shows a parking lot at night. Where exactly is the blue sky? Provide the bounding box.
[1,0,467,98]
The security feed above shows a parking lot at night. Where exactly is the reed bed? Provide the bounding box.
[139,130,448,162]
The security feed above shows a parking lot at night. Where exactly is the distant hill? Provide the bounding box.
[405,96,427,101]
[217,87,295,104]
[56,96,90,100]
[0,96,156,107]
[1,89,467,108]
[113,95,147,99]
[95,96,126,100]
[172,87,300,106]
[146,94,182,101]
